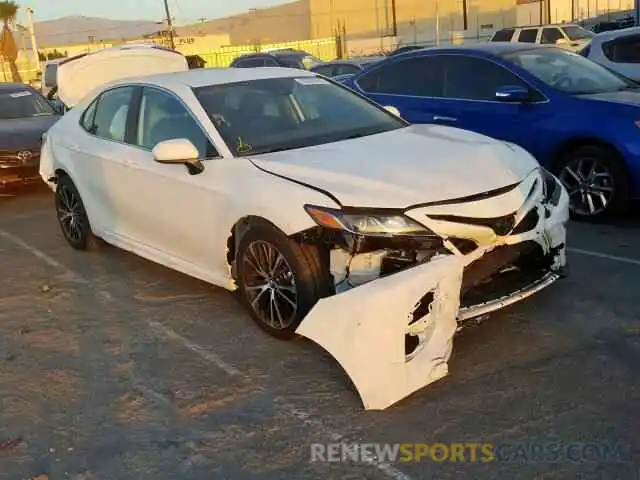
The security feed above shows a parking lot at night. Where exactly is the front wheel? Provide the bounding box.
[55,175,99,250]
[235,223,328,340]
[556,145,630,221]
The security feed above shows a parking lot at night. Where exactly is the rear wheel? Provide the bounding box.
[556,145,629,221]
[235,222,327,340]
[55,175,99,250]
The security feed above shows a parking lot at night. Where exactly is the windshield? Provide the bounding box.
[563,25,595,40]
[0,89,55,119]
[193,76,406,156]
[505,48,633,94]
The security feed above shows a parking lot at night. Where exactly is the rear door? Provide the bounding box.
[68,85,139,236]
[352,55,459,126]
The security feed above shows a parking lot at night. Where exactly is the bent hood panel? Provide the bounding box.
[295,254,464,410]
[249,125,538,208]
[57,47,188,107]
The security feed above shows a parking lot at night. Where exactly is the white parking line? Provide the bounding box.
[0,228,415,480]
[568,247,640,267]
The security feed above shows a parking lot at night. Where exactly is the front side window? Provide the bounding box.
[0,88,55,119]
[311,65,335,77]
[518,29,539,43]
[505,48,633,94]
[603,35,640,63]
[193,76,406,156]
[540,27,565,45]
[43,64,57,88]
[356,56,445,97]
[91,86,135,142]
[136,87,218,158]
[443,55,533,101]
[563,26,595,40]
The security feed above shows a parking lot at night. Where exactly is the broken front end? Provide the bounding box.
[294,167,569,410]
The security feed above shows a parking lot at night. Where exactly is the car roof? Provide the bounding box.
[394,42,554,57]
[593,25,640,40]
[0,83,33,93]
[236,49,307,59]
[315,56,385,66]
[111,66,318,89]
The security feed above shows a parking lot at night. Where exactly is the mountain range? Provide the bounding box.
[26,0,310,48]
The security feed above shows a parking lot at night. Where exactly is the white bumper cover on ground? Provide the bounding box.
[296,254,465,410]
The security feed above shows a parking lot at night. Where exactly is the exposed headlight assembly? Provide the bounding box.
[304,205,436,237]
[540,168,562,206]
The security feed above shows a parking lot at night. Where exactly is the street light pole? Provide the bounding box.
[162,0,175,49]
[25,8,39,69]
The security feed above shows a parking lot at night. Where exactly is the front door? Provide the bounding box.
[438,54,553,159]
[112,86,226,268]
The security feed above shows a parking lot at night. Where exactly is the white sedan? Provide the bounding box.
[40,66,570,410]
[580,26,640,81]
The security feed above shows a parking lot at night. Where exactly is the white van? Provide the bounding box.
[54,44,189,109]
[489,24,596,52]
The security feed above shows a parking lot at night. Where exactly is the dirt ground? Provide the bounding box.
[1,187,639,479]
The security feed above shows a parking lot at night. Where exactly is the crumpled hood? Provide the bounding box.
[0,115,60,150]
[249,124,539,208]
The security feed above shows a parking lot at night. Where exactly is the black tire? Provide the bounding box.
[555,144,630,222]
[235,221,328,340]
[55,174,100,250]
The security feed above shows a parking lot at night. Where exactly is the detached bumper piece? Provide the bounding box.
[296,254,464,411]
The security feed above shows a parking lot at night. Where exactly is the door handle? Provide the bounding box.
[432,115,457,123]
[67,143,81,152]
[123,159,137,168]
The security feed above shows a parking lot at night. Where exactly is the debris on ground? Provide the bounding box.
[0,437,22,451]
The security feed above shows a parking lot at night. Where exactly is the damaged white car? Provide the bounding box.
[40,64,570,410]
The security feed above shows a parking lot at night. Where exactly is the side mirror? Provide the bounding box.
[495,85,531,103]
[384,105,402,117]
[152,138,205,175]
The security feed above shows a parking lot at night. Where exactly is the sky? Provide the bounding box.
[17,0,285,24]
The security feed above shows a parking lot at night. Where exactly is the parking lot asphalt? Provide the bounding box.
[1,186,639,480]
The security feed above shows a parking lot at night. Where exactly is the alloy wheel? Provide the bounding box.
[241,240,298,330]
[558,156,614,217]
[56,184,83,243]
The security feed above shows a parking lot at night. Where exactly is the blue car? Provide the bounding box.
[342,43,640,221]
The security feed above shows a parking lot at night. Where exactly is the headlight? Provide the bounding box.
[304,205,435,237]
[541,168,562,206]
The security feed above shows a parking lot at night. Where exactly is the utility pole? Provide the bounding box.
[162,0,175,49]
[462,0,468,30]
[390,0,397,36]
[25,8,39,70]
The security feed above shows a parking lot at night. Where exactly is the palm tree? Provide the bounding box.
[0,0,22,82]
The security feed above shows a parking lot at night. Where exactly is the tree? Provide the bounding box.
[0,0,21,82]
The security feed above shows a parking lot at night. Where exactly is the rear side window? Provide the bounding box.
[518,29,539,43]
[334,64,361,76]
[80,99,98,133]
[603,35,640,63]
[357,56,445,97]
[91,87,136,142]
[234,57,267,68]
[491,28,514,42]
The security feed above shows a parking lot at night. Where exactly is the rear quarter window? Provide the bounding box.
[491,28,515,42]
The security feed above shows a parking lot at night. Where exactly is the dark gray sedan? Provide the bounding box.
[310,57,386,78]
[0,83,61,191]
